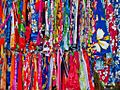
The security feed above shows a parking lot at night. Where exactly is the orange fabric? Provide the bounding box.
[10,52,15,90]
[22,0,27,22]
[0,45,7,90]
[33,54,39,90]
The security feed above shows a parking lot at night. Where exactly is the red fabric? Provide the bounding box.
[61,72,67,90]
[83,49,94,90]
[25,26,31,42]
[23,53,31,90]
[17,53,22,90]
[28,41,36,51]
[18,14,21,24]
[57,50,61,90]
[15,28,19,46]
[19,37,25,50]
[66,51,80,90]
[35,1,40,12]
[0,6,2,18]
[0,38,5,46]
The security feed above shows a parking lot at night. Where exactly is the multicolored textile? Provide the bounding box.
[0,0,120,90]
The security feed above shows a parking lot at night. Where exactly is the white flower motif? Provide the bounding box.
[93,28,109,52]
[103,71,108,77]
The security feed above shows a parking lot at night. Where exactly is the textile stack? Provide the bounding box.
[0,0,120,90]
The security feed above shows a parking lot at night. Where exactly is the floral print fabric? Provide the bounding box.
[0,0,120,90]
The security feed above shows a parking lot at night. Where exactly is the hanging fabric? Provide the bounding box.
[0,0,119,90]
